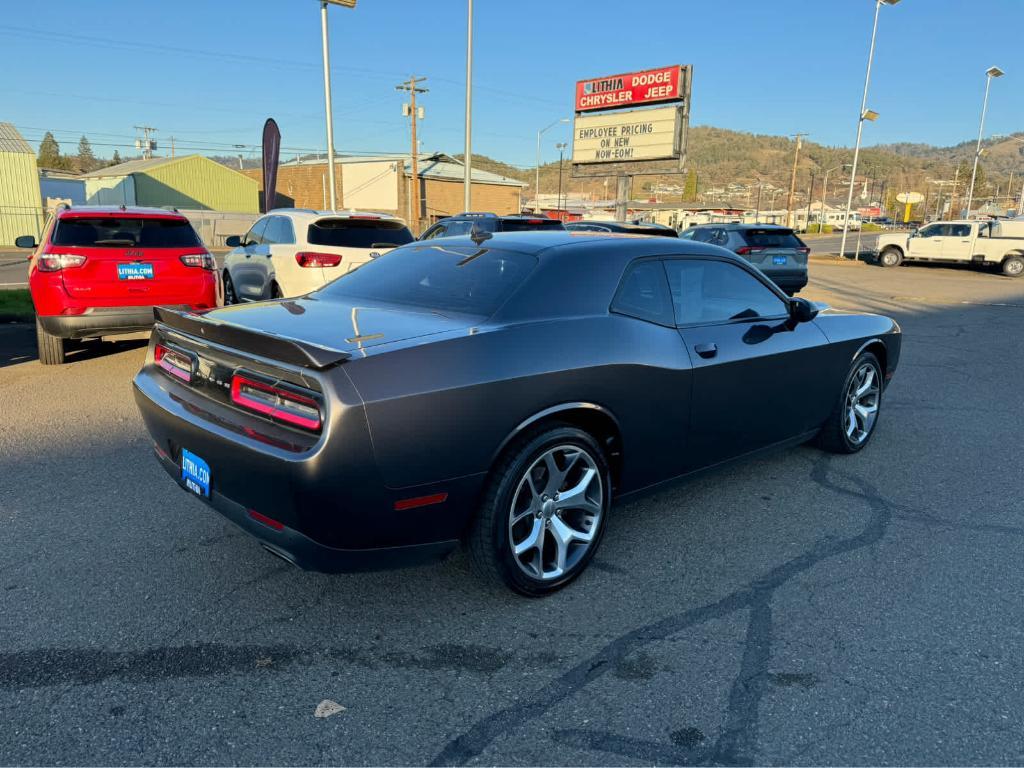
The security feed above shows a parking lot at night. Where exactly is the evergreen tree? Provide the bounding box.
[38,132,61,168]
[111,149,122,165]
[683,168,698,202]
[77,136,97,173]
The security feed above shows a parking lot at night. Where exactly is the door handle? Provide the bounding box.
[695,342,718,359]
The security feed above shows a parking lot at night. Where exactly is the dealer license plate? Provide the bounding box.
[118,263,154,280]
[181,449,211,497]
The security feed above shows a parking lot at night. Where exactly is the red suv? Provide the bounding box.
[19,206,219,364]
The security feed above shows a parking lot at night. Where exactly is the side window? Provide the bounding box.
[664,259,788,326]
[710,229,730,247]
[610,260,674,326]
[262,217,281,245]
[245,218,269,246]
[422,225,448,240]
[950,224,971,238]
[444,220,476,237]
[690,228,712,243]
[278,217,296,244]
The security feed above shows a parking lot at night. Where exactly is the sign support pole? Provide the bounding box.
[615,176,631,222]
[320,1,337,211]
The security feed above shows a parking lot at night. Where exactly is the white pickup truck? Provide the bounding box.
[874,220,1024,277]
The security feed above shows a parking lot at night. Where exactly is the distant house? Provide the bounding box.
[80,155,259,213]
[0,122,45,246]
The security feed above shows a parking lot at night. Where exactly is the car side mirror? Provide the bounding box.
[789,297,819,324]
[15,235,36,249]
[225,235,242,248]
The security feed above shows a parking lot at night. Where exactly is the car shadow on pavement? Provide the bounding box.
[0,323,148,368]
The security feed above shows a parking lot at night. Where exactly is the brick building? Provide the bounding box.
[244,153,526,232]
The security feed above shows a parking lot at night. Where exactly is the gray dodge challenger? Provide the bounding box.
[133,231,901,595]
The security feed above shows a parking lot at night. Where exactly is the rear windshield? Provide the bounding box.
[740,229,804,248]
[500,218,565,232]
[307,218,414,249]
[318,243,537,316]
[52,217,201,248]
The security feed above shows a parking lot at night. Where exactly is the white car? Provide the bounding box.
[222,209,413,302]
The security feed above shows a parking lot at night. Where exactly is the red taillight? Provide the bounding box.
[735,246,766,256]
[37,253,87,272]
[154,343,193,383]
[230,373,322,432]
[348,214,381,220]
[180,252,216,270]
[527,219,547,224]
[796,246,810,254]
[295,251,343,268]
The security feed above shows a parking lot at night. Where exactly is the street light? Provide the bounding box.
[318,0,358,212]
[536,118,569,211]
[965,65,1005,217]
[839,0,900,260]
[555,142,568,217]
[819,164,849,231]
[463,0,473,211]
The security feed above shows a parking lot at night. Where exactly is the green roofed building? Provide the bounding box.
[81,154,258,213]
[0,122,45,246]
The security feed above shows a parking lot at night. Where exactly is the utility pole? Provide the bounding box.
[397,76,428,233]
[556,142,567,217]
[805,173,815,232]
[786,133,807,228]
[170,136,175,158]
[463,0,473,211]
[134,125,157,160]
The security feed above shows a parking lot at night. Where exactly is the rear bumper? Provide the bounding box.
[38,305,189,339]
[151,445,457,572]
[763,269,808,293]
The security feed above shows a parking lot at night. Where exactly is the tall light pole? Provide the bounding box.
[840,0,900,260]
[556,142,568,217]
[535,118,568,211]
[463,0,473,211]
[965,66,1005,218]
[318,0,357,211]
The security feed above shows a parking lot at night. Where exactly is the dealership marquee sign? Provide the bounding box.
[572,106,681,165]
[571,64,691,178]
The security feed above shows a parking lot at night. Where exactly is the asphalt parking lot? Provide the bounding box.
[2,259,1023,766]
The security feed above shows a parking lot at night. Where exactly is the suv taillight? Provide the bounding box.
[295,252,343,268]
[37,253,87,272]
[796,246,810,255]
[230,373,322,432]
[154,343,194,383]
[735,246,765,256]
[180,252,216,270]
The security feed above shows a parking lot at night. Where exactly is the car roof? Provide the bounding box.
[425,230,746,262]
[266,208,407,225]
[437,212,554,222]
[57,205,188,219]
[690,222,793,231]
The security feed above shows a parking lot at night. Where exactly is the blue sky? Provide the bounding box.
[1,0,1021,169]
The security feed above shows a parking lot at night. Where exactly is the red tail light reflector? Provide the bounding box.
[295,251,343,268]
[735,246,766,256]
[796,246,811,254]
[349,215,381,220]
[37,253,87,272]
[247,509,285,531]
[231,374,322,432]
[154,343,193,383]
[393,492,448,511]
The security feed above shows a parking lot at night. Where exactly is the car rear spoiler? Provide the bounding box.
[153,307,350,370]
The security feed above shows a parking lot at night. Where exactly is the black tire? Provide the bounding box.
[1001,255,1024,277]
[816,352,883,454]
[878,247,902,268]
[467,424,611,596]
[36,318,66,365]
[222,270,238,305]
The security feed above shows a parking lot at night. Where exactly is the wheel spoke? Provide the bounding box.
[513,518,544,556]
[846,407,858,437]
[554,468,600,515]
[855,367,875,396]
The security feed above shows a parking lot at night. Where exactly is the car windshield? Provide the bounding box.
[317,243,538,316]
[307,218,414,249]
[51,217,202,247]
[741,229,804,249]
[501,218,565,232]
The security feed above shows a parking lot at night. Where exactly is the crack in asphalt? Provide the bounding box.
[428,454,895,766]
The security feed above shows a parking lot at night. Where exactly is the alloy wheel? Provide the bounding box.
[845,363,880,445]
[223,274,237,305]
[508,445,603,581]
[1006,259,1023,276]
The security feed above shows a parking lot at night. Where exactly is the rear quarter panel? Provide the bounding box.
[342,314,694,493]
